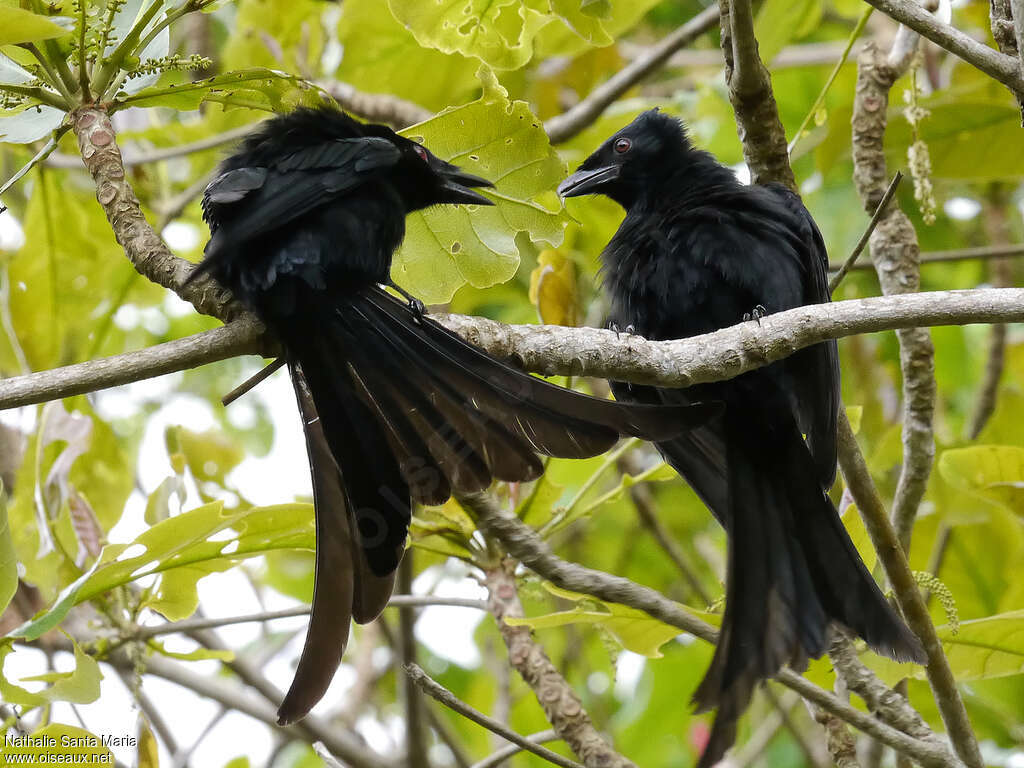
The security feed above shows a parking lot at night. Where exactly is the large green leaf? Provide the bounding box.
[336,0,478,111]
[7,500,313,641]
[868,612,1024,684]
[0,638,101,706]
[386,0,552,70]
[394,67,570,303]
[753,0,822,65]
[938,445,1024,516]
[0,7,71,45]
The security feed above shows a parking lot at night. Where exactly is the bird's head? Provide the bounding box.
[558,109,692,208]
[380,130,495,211]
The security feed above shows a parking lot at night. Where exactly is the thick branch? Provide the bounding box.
[861,0,1024,95]
[852,40,936,553]
[485,560,637,768]
[836,414,981,768]
[2,288,1023,411]
[544,7,719,144]
[458,492,961,768]
[69,105,242,322]
[718,0,796,188]
[321,81,432,129]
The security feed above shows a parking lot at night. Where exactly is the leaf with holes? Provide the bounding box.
[111,68,321,113]
[6,501,313,641]
[395,67,569,303]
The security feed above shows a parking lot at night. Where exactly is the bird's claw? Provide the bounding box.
[607,320,638,339]
[408,297,427,324]
[743,304,767,325]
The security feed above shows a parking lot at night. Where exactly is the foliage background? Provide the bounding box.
[0,0,1022,766]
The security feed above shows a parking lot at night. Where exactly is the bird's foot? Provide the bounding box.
[742,304,767,325]
[607,320,638,338]
[389,281,427,324]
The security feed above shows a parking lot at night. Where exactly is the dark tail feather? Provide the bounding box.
[274,287,718,724]
[276,365,396,726]
[688,410,923,768]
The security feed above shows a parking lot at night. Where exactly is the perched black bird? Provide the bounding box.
[559,110,925,767]
[192,105,717,725]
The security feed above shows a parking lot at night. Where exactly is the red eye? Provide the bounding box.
[414,145,428,161]
[613,137,632,154]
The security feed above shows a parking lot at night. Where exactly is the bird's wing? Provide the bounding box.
[763,183,840,488]
[202,137,402,252]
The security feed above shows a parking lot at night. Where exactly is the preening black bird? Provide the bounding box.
[192,105,717,725]
[559,110,925,767]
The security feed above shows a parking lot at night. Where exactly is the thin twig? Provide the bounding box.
[469,730,560,768]
[405,663,585,768]
[829,172,903,295]
[828,243,1024,273]
[221,357,285,406]
[544,6,719,144]
[398,556,430,768]
[131,596,489,639]
[47,124,257,169]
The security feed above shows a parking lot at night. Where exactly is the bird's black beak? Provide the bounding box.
[439,168,495,206]
[557,165,620,198]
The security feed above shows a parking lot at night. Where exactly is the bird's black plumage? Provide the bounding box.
[560,110,924,767]
[194,105,718,725]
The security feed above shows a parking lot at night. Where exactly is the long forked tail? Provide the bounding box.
[275,286,719,725]
[688,403,924,768]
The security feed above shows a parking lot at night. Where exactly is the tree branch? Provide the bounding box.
[485,559,637,768]
[860,0,1024,95]
[320,81,432,129]
[852,38,936,554]
[469,730,560,768]
[405,663,584,768]
[457,492,962,768]
[69,105,243,322]
[836,413,980,768]
[828,242,1024,273]
[718,0,796,188]
[544,6,719,144]
[2,288,1023,412]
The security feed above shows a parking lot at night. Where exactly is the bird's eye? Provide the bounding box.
[413,145,429,161]
[613,137,632,154]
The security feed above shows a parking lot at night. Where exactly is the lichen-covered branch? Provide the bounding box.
[852,38,936,553]
[2,288,1023,412]
[485,561,637,768]
[717,0,796,188]
[69,106,242,322]
[860,0,1024,96]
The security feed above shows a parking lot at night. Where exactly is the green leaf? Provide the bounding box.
[148,638,234,662]
[336,0,478,111]
[0,7,71,45]
[840,503,876,574]
[394,67,569,303]
[753,0,822,64]
[548,0,611,45]
[387,0,551,70]
[0,489,16,616]
[112,68,322,113]
[136,716,160,768]
[505,582,717,658]
[7,501,314,641]
[938,445,1024,516]
[0,637,101,706]
[167,425,244,486]
[868,611,1024,683]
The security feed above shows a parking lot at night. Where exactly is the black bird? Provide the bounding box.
[192,105,717,725]
[559,110,924,767]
